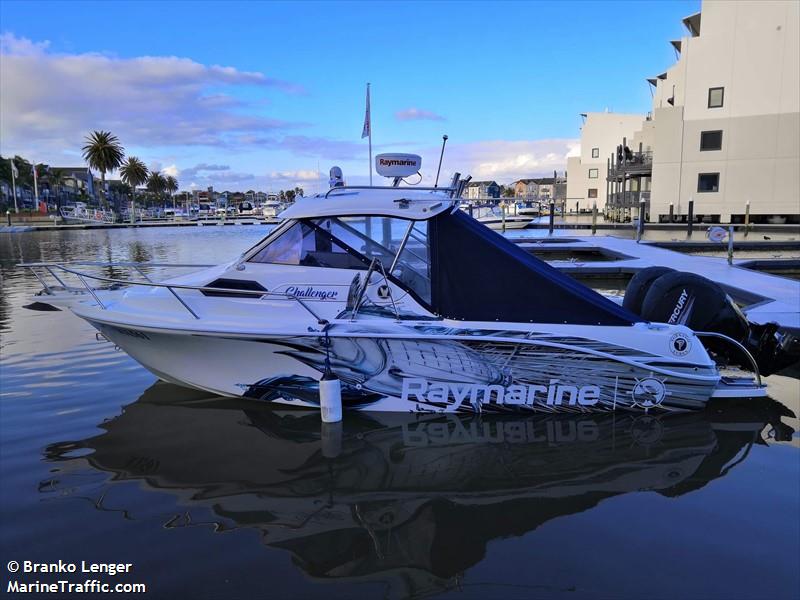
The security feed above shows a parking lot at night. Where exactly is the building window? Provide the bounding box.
[591,147,599,158]
[700,130,723,151]
[588,168,599,179]
[588,188,598,199]
[697,172,720,193]
[708,87,724,108]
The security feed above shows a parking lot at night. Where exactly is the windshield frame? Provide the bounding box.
[242,215,435,312]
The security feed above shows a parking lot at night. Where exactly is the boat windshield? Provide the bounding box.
[248,216,432,304]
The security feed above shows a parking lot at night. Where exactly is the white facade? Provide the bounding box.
[569,0,799,222]
[566,113,647,210]
[647,0,799,222]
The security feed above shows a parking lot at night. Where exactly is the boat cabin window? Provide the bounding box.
[248,216,432,304]
[248,221,366,269]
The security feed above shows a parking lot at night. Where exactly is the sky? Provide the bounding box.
[0,0,699,192]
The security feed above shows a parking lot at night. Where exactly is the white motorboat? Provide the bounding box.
[262,195,284,218]
[60,202,115,224]
[518,204,542,216]
[22,158,770,413]
[475,205,534,230]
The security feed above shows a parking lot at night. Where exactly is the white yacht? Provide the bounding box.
[262,195,283,218]
[23,157,770,413]
[475,205,534,230]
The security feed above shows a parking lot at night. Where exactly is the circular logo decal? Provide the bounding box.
[630,376,668,410]
[377,285,392,299]
[670,333,691,356]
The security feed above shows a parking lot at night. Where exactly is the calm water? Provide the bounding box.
[1,227,799,599]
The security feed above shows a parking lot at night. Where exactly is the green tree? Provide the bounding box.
[82,131,125,207]
[165,175,178,209]
[120,156,149,215]
[146,171,166,205]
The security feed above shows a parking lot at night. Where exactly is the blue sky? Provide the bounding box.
[0,0,699,190]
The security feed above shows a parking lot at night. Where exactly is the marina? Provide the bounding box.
[2,221,798,598]
[1,0,799,597]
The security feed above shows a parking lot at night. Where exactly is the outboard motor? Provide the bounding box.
[624,268,799,376]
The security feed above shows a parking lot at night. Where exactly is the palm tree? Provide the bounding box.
[146,171,166,206]
[165,175,178,210]
[81,131,124,208]
[120,157,148,221]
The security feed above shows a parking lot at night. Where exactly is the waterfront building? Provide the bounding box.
[566,113,646,211]
[512,178,539,199]
[49,167,96,204]
[533,176,567,203]
[464,180,501,200]
[647,0,799,223]
[574,0,800,224]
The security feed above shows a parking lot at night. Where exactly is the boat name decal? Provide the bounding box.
[284,286,339,300]
[401,378,601,408]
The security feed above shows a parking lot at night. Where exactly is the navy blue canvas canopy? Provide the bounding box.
[429,209,640,325]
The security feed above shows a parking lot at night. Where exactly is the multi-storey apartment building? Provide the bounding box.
[572,0,799,223]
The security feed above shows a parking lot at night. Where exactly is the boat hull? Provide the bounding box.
[86,318,721,413]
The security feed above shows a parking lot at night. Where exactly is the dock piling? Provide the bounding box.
[636,199,646,243]
[669,202,674,223]
[549,201,555,235]
[744,201,750,237]
[687,198,694,237]
[591,202,597,235]
[727,225,734,265]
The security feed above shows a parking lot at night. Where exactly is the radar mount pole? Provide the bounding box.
[435,135,448,188]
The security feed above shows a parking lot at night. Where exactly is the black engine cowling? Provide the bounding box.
[639,271,750,343]
[624,270,751,368]
[621,266,675,315]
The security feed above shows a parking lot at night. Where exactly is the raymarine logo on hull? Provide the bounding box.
[402,378,601,409]
[284,286,338,300]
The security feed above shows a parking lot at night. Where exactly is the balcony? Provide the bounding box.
[608,150,653,179]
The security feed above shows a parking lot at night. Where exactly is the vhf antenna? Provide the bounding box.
[434,134,448,188]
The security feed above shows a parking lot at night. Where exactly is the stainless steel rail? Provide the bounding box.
[18,262,328,325]
[20,261,215,268]
[695,330,763,387]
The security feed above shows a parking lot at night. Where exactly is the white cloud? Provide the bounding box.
[566,142,581,158]
[395,108,446,122]
[162,164,180,177]
[0,33,306,162]
[437,139,578,184]
[270,170,320,181]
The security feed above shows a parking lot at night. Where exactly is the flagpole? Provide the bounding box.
[367,83,373,186]
[32,161,39,212]
[10,159,18,213]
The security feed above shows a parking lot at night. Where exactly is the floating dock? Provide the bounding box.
[519,234,800,332]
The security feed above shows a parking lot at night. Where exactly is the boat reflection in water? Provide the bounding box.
[44,383,794,598]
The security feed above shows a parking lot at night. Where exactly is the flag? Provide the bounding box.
[361,83,371,139]
[10,158,18,178]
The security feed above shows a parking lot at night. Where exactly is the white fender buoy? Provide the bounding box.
[321,420,342,458]
[320,371,342,423]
